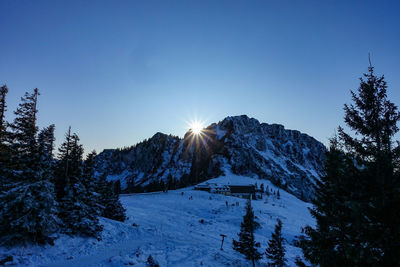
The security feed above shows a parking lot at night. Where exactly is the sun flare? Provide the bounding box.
[190,120,204,135]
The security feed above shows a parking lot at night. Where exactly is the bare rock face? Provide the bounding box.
[95,115,326,202]
[211,115,326,201]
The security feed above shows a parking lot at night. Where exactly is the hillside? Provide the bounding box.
[0,172,314,266]
[95,115,326,201]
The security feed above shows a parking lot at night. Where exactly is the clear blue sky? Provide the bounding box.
[1,0,400,154]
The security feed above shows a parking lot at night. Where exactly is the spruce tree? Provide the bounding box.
[0,89,58,245]
[37,125,56,181]
[299,138,361,266]
[232,199,262,267]
[338,62,400,266]
[7,88,39,174]
[266,219,286,267]
[0,85,10,189]
[57,130,103,237]
[339,62,400,266]
[54,127,72,200]
[300,63,400,266]
[82,150,126,222]
[82,150,100,205]
[113,179,122,195]
[0,85,8,135]
[96,174,126,222]
[146,255,159,267]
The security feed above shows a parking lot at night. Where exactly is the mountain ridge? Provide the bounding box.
[94,115,326,201]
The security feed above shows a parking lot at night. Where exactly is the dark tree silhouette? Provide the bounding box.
[96,175,126,222]
[0,85,9,189]
[300,62,400,266]
[0,89,58,245]
[0,85,8,134]
[266,219,286,267]
[233,199,262,267]
[57,130,102,237]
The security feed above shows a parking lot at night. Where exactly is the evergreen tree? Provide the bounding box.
[7,88,39,174]
[294,256,307,267]
[0,89,58,245]
[300,63,400,266]
[299,139,361,266]
[113,179,122,195]
[233,199,262,267]
[68,133,84,178]
[0,176,59,245]
[82,150,99,199]
[167,174,173,190]
[54,127,72,200]
[0,85,10,190]
[338,61,400,265]
[146,255,159,267]
[59,180,102,237]
[0,85,8,135]
[37,125,56,181]
[96,174,126,222]
[266,219,286,267]
[57,130,102,237]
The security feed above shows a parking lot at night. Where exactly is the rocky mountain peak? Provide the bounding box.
[95,115,326,201]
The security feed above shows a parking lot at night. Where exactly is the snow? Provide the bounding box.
[215,125,227,140]
[95,115,325,202]
[106,170,132,190]
[0,173,314,267]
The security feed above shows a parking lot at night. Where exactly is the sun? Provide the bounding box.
[190,120,204,135]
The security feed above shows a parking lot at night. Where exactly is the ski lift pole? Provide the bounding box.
[220,234,226,250]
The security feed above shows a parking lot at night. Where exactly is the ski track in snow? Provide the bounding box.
[0,174,314,267]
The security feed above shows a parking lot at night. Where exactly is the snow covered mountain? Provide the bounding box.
[95,115,326,201]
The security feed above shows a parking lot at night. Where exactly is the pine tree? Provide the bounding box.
[146,255,159,267]
[266,219,286,267]
[294,256,307,267]
[0,85,8,135]
[54,127,72,200]
[96,174,126,222]
[233,199,262,267]
[299,139,360,266]
[0,85,10,190]
[59,181,102,237]
[57,130,103,237]
[37,125,56,181]
[300,62,400,266]
[82,150,100,203]
[7,88,39,175]
[0,89,58,245]
[113,179,122,195]
[338,61,400,265]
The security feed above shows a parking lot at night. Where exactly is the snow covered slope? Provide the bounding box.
[0,173,314,266]
[95,115,326,201]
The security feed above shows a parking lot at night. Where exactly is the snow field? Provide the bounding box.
[0,173,313,266]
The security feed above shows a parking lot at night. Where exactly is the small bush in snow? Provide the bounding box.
[146,255,159,267]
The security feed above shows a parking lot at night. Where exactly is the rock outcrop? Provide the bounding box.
[95,115,326,201]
